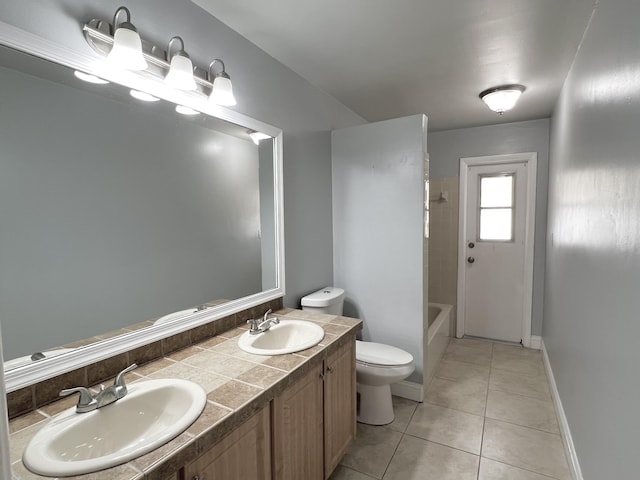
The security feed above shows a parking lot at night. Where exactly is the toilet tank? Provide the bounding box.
[301,287,345,315]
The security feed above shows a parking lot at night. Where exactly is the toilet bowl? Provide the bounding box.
[300,286,416,426]
[355,340,415,425]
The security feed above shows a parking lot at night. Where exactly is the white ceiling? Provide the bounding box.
[192,0,596,131]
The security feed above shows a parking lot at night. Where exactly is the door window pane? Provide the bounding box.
[478,173,514,241]
[480,209,512,240]
[480,175,513,207]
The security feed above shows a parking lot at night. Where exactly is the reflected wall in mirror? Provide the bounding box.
[0,40,282,380]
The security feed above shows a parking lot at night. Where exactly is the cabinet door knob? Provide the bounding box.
[326,366,335,374]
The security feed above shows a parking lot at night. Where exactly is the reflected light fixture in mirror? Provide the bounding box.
[130,89,160,102]
[73,70,109,84]
[208,59,236,106]
[165,36,197,91]
[479,84,525,114]
[176,105,200,115]
[107,6,147,71]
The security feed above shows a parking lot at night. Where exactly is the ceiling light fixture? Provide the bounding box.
[107,6,147,71]
[208,59,236,106]
[164,36,197,91]
[479,85,526,114]
[247,130,271,145]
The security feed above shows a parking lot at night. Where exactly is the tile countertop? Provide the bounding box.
[8,309,362,480]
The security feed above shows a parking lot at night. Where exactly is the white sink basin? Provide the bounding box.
[154,308,198,325]
[238,320,325,355]
[23,379,206,477]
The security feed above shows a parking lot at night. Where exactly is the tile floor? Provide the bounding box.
[330,338,571,480]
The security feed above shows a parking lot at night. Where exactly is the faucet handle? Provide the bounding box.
[114,363,138,390]
[59,386,96,411]
[247,318,259,330]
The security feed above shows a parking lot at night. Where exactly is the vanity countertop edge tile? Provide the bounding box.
[8,310,362,480]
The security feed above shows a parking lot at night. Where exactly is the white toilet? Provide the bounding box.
[301,286,415,426]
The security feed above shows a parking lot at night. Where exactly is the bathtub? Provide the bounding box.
[425,302,452,384]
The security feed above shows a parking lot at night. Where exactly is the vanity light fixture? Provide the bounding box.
[164,36,197,91]
[107,6,147,71]
[129,89,160,102]
[479,84,526,114]
[82,7,237,105]
[73,71,109,84]
[175,105,200,115]
[208,59,236,106]
[248,130,270,145]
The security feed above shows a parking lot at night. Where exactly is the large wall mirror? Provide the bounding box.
[0,24,284,392]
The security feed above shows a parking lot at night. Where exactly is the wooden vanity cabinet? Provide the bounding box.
[180,338,356,480]
[272,362,325,480]
[184,405,271,480]
[323,339,357,476]
[272,339,356,480]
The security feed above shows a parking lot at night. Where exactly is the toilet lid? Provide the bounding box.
[356,340,414,366]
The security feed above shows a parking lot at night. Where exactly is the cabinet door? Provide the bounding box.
[185,405,271,480]
[272,363,324,480]
[324,340,356,478]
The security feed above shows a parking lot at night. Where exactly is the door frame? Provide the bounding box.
[456,152,537,347]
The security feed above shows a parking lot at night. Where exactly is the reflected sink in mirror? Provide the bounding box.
[153,308,200,325]
[238,320,325,355]
[23,379,206,477]
[3,347,75,370]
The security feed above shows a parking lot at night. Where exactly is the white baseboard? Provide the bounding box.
[541,340,583,480]
[529,335,542,350]
[391,380,424,403]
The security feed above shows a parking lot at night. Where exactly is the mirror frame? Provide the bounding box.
[0,21,285,393]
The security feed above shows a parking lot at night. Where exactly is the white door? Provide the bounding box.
[458,153,536,344]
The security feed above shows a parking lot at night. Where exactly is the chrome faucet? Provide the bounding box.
[60,363,138,413]
[247,309,280,335]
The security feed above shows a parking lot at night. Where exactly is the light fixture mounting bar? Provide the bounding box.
[82,19,213,94]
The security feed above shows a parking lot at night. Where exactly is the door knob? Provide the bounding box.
[467,256,475,264]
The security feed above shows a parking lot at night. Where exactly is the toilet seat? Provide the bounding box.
[355,340,413,367]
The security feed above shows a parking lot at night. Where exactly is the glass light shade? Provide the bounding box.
[209,75,236,106]
[108,26,148,71]
[165,54,197,91]
[480,86,525,114]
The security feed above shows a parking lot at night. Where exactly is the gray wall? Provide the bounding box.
[332,115,427,382]
[0,0,365,309]
[544,0,640,476]
[429,119,550,336]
